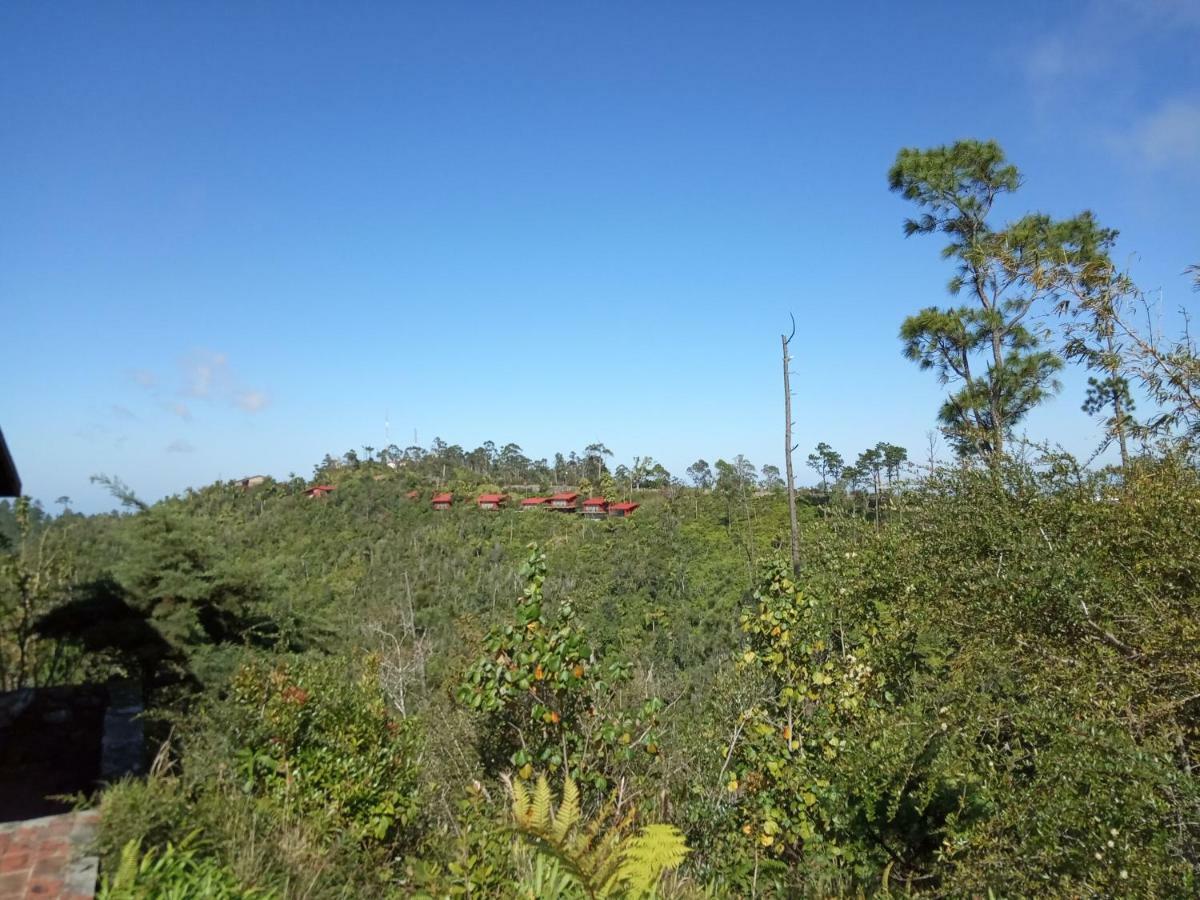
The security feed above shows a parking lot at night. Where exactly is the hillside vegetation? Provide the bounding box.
[4,138,1200,896]
[3,447,1199,897]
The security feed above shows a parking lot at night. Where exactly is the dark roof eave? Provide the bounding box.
[0,427,20,497]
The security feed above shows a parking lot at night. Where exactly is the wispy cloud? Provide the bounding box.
[1016,0,1200,175]
[234,389,269,412]
[1116,98,1200,169]
[110,404,138,421]
[179,350,270,413]
[166,438,195,453]
[182,350,229,398]
[123,350,270,420]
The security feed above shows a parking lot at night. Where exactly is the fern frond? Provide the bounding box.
[509,772,688,900]
[590,807,636,895]
[553,775,581,841]
[512,777,533,827]
[112,837,144,889]
[531,774,553,832]
[617,824,690,896]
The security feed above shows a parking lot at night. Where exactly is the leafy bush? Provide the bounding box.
[99,833,272,899]
[457,544,663,794]
[223,654,424,848]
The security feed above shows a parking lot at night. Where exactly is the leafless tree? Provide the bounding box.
[782,316,801,577]
[369,572,431,716]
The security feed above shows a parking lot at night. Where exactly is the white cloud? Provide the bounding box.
[182,350,229,398]
[1017,0,1200,144]
[234,390,269,412]
[125,351,270,420]
[166,438,195,454]
[1121,98,1200,168]
[179,350,269,413]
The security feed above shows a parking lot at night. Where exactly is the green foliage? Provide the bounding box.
[708,459,1200,895]
[405,783,519,896]
[457,544,663,793]
[222,654,424,848]
[0,496,82,688]
[890,140,1116,456]
[724,557,883,880]
[510,773,689,899]
[11,432,1200,896]
[99,833,273,900]
[805,443,843,493]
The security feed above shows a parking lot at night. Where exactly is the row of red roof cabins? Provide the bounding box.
[438,491,639,517]
[301,485,638,517]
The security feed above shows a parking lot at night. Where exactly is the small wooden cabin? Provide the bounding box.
[305,484,335,499]
[608,501,639,518]
[477,493,509,510]
[521,497,548,511]
[582,497,609,518]
[548,491,578,512]
[432,492,453,511]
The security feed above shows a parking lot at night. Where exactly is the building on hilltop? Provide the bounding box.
[305,484,335,499]
[582,497,609,518]
[238,475,267,490]
[477,493,509,510]
[520,497,548,511]
[608,501,639,518]
[432,492,453,511]
[548,491,578,512]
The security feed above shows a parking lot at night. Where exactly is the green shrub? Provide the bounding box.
[457,543,663,795]
[99,833,273,899]
[222,653,424,849]
[97,776,192,875]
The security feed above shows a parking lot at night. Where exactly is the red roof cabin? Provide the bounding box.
[305,484,335,499]
[582,497,609,518]
[548,491,579,512]
[521,497,548,511]
[432,492,453,511]
[608,501,640,518]
[477,492,509,510]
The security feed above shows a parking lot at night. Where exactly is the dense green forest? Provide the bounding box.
[3,141,1200,897]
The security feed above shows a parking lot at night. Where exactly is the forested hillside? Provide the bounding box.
[3,445,1199,897]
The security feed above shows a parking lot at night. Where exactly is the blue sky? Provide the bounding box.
[2,1,1198,511]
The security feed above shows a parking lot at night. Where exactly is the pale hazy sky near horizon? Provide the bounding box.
[3,1,1198,512]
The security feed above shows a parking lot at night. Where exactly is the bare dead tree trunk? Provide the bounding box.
[782,321,801,578]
